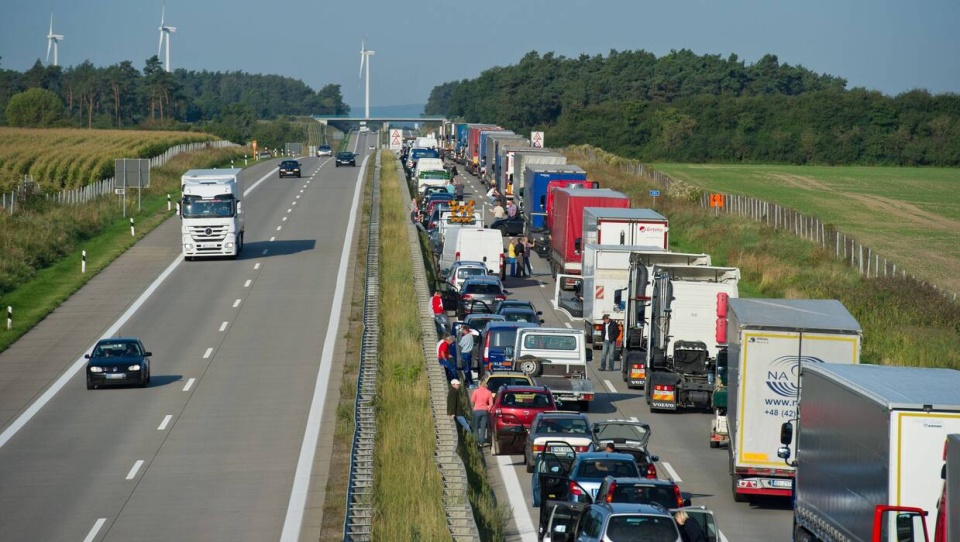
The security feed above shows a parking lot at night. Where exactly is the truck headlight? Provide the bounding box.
[184,243,194,251]
[225,241,235,249]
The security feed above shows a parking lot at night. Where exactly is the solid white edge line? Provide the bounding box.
[182,378,195,392]
[496,455,538,541]
[125,459,144,480]
[661,461,683,482]
[203,348,213,359]
[280,151,368,541]
[83,518,107,542]
[219,321,228,332]
[603,379,617,393]
[158,414,172,431]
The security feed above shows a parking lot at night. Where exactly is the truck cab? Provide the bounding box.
[180,168,245,260]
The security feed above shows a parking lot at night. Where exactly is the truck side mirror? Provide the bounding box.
[574,238,581,254]
[518,188,524,197]
[614,290,623,307]
[539,196,546,210]
[779,421,793,445]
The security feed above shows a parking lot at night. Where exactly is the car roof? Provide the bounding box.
[573,451,637,462]
[483,321,538,332]
[281,160,299,164]
[536,411,589,420]
[462,276,502,285]
[451,260,486,268]
[96,337,140,344]
[601,476,677,487]
[500,307,536,314]
[498,385,550,394]
[595,502,674,516]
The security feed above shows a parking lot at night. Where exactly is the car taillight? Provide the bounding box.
[582,394,594,401]
[495,295,506,301]
[484,335,490,364]
[532,444,544,453]
[605,481,616,503]
[673,484,683,508]
[646,464,657,479]
[462,294,473,300]
[455,251,460,261]
[568,482,584,497]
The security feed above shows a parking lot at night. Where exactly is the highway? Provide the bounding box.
[0,133,376,541]
[448,165,794,541]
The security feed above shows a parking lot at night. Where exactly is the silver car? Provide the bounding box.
[525,411,593,473]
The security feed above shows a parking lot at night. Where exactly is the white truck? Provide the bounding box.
[180,168,245,260]
[507,327,596,412]
[938,434,960,542]
[581,207,669,249]
[645,264,739,412]
[438,227,504,277]
[724,299,862,503]
[776,363,960,542]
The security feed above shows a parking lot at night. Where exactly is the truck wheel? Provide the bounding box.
[732,475,748,503]
[578,401,590,412]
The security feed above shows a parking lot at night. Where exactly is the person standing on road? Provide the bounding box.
[431,291,444,316]
[470,381,494,447]
[600,314,618,371]
[515,238,527,278]
[506,200,518,218]
[447,379,463,420]
[454,178,465,202]
[492,201,506,220]
[446,179,456,195]
[458,326,476,386]
[507,238,518,277]
[523,237,535,276]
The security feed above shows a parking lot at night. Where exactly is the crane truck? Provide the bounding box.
[180,168,245,260]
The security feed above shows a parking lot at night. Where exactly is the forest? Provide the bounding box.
[0,56,349,146]
[426,49,960,166]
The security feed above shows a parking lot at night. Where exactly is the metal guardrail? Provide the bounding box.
[343,151,382,541]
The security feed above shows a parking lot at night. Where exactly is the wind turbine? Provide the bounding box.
[359,40,375,119]
[158,2,176,72]
[46,12,64,67]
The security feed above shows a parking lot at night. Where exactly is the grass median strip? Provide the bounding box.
[373,154,449,540]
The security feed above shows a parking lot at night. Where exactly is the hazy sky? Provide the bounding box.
[1,0,957,112]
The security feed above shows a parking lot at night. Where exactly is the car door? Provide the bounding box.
[678,507,719,542]
[541,501,589,542]
[537,449,576,506]
[436,281,460,311]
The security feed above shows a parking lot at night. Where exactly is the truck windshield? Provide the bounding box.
[182,196,236,218]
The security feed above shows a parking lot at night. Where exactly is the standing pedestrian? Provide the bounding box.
[454,178,465,202]
[506,200,518,218]
[447,379,463,420]
[515,238,527,278]
[523,237,534,276]
[470,380,494,447]
[446,179,456,195]
[507,238,518,277]
[600,314,618,371]
[492,201,506,220]
[451,165,459,179]
[458,326,476,386]
[431,291,444,316]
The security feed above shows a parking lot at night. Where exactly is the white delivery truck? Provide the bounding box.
[724,299,861,503]
[581,207,669,249]
[180,169,245,260]
[438,227,504,277]
[579,244,665,348]
[776,363,960,542]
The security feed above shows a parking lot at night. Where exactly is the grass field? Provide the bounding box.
[652,163,960,295]
[0,127,215,191]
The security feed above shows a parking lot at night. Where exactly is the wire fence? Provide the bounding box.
[1,140,239,213]
[577,151,959,303]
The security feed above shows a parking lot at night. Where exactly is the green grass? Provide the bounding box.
[565,146,960,368]
[651,163,960,294]
[0,147,246,353]
[373,153,450,541]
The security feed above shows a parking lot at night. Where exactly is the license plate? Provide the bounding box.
[770,479,792,488]
[547,444,573,454]
[106,373,126,380]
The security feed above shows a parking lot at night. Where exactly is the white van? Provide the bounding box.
[439,228,504,277]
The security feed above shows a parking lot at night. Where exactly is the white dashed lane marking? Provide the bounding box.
[157,415,172,431]
[83,519,107,542]
[183,378,195,392]
[125,460,144,480]
[219,321,228,332]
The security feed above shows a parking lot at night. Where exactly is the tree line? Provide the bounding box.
[0,56,349,147]
[426,49,960,166]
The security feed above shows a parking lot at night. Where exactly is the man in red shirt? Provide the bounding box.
[431,291,444,316]
[437,334,456,381]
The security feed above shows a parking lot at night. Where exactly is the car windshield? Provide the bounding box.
[544,418,589,434]
[487,377,532,394]
[576,460,639,478]
[502,392,551,408]
[595,424,650,445]
[611,485,677,509]
[523,335,577,350]
[457,268,486,280]
[93,342,141,357]
[281,161,298,167]
[503,310,535,322]
[604,515,678,542]
[181,196,236,218]
[319,145,331,150]
[338,153,353,158]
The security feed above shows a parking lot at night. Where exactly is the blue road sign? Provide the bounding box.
[649,190,661,197]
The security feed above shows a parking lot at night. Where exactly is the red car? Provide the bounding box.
[490,385,557,455]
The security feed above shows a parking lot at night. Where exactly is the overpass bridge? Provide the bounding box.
[311,115,448,128]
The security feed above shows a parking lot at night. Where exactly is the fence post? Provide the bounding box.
[82,250,87,274]
[130,218,135,237]
[6,306,11,330]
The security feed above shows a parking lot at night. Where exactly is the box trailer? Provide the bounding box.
[548,188,629,277]
[779,363,960,542]
[582,207,669,250]
[510,150,567,202]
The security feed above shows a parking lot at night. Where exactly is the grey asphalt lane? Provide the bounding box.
[0,137,371,541]
[450,161,792,541]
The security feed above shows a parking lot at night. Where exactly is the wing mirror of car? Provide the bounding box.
[84,354,91,359]
[539,319,545,324]
[536,311,543,315]
[650,454,660,462]
[144,352,152,357]
[681,492,692,506]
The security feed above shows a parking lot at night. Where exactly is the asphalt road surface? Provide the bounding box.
[0,133,375,541]
[448,162,793,542]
